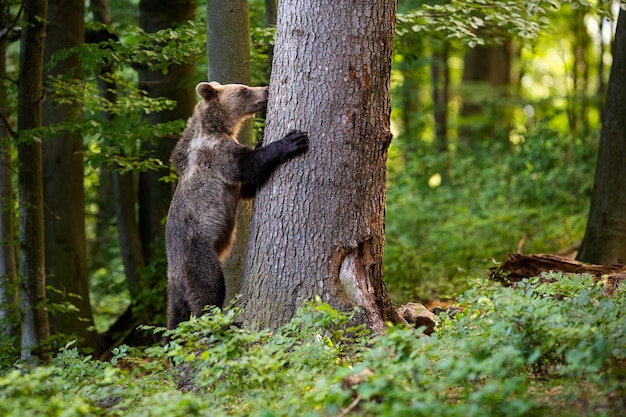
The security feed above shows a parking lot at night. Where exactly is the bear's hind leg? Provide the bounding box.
[167,281,191,331]
[184,247,226,318]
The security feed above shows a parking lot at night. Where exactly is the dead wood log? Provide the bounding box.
[490,253,626,295]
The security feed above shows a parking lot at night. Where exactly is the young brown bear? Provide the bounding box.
[165,81,309,331]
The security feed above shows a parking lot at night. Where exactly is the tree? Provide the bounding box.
[87,0,118,279]
[137,0,195,267]
[206,0,254,302]
[88,0,149,336]
[17,0,50,361]
[265,0,277,29]
[577,8,626,265]
[42,0,103,353]
[459,40,514,147]
[393,14,426,153]
[431,40,450,159]
[265,0,277,63]
[0,3,18,338]
[237,0,403,332]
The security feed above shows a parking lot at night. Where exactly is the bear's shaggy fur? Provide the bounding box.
[165,81,308,331]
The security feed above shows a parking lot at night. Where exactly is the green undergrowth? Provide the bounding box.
[1,274,624,416]
[384,122,596,303]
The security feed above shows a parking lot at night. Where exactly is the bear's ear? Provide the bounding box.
[196,82,218,101]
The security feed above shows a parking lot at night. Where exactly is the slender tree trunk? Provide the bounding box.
[137,0,195,267]
[17,0,49,362]
[206,0,253,303]
[206,0,251,83]
[113,171,145,299]
[431,41,450,184]
[238,0,403,332]
[459,41,512,146]
[89,0,145,302]
[88,0,116,273]
[0,4,18,338]
[598,16,606,119]
[399,64,418,145]
[568,9,593,139]
[568,12,583,136]
[432,44,449,154]
[396,34,423,155]
[577,9,626,265]
[265,0,277,64]
[265,0,277,27]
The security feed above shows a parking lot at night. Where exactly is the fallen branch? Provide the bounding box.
[490,253,626,295]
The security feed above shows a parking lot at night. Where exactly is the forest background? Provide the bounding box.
[0,0,620,355]
[1,0,625,415]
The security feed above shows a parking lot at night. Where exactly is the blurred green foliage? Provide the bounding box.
[384,0,607,302]
[384,118,596,302]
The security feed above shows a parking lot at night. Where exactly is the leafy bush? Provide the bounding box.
[1,276,623,416]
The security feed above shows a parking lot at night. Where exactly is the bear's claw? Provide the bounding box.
[282,130,309,154]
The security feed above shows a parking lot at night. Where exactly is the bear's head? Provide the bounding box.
[194,81,268,137]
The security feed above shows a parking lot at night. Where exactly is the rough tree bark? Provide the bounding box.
[238,0,403,332]
[206,0,254,303]
[0,4,18,338]
[17,0,50,361]
[577,8,626,265]
[42,0,103,354]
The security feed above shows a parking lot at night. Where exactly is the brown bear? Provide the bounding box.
[165,81,308,332]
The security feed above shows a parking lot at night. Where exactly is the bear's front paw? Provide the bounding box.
[282,130,309,155]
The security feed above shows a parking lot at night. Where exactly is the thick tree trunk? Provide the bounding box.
[137,0,195,264]
[0,5,18,338]
[42,0,103,354]
[17,0,50,362]
[238,0,402,333]
[206,0,253,303]
[577,9,626,265]
[43,0,102,354]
